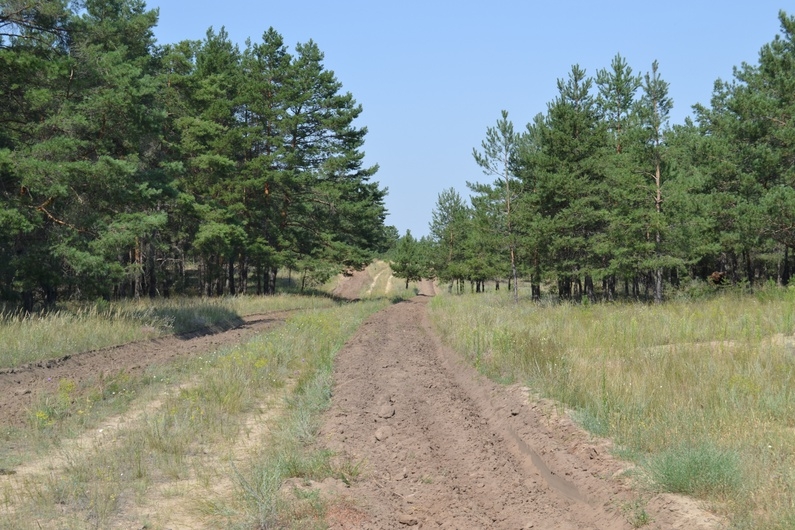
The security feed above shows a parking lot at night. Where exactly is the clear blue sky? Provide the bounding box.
[150,1,788,238]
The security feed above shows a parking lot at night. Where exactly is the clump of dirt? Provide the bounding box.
[313,287,725,529]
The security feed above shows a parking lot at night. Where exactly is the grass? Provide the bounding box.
[0,296,386,529]
[0,294,335,369]
[428,284,795,529]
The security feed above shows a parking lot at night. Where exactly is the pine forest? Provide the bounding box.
[0,0,390,309]
[5,3,795,308]
[408,11,795,303]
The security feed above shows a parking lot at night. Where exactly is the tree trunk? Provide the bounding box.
[228,254,236,295]
[134,238,142,300]
[509,244,519,303]
[147,238,157,298]
[585,275,594,302]
[22,290,33,313]
[44,284,57,306]
[654,268,663,304]
[240,255,248,294]
[654,229,663,303]
[268,266,278,295]
[215,255,223,296]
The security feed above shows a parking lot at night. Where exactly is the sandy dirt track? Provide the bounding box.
[317,279,725,529]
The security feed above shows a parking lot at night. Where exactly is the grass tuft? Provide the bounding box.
[645,443,743,499]
[0,294,373,529]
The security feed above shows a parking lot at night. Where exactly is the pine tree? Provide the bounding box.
[594,54,642,298]
[472,110,521,302]
[1,0,165,305]
[390,230,424,289]
[736,12,795,283]
[239,29,385,294]
[688,12,795,286]
[428,187,470,287]
[636,61,674,302]
[531,65,610,300]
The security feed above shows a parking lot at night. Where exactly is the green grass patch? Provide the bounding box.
[219,300,386,529]
[645,442,743,499]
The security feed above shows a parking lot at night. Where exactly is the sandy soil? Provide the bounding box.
[315,279,726,529]
[332,268,375,300]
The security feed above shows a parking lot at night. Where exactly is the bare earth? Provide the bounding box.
[0,272,726,528]
[317,279,726,529]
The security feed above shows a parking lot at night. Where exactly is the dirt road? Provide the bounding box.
[318,280,724,529]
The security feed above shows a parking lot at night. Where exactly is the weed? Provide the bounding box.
[621,497,652,528]
[0,294,333,369]
[1,295,370,528]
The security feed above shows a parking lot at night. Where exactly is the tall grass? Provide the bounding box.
[429,287,795,529]
[0,294,335,369]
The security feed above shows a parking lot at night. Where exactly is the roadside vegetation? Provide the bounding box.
[429,284,795,529]
[0,294,336,369]
[0,296,387,529]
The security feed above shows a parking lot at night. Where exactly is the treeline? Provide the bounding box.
[418,11,795,302]
[0,0,390,309]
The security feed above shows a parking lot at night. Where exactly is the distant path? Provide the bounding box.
[332,269,372,300]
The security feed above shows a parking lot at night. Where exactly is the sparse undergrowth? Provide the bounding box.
[0,298,386,529]
[428,286,795,529]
